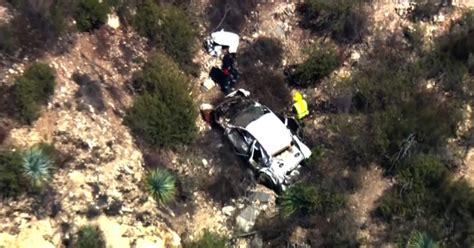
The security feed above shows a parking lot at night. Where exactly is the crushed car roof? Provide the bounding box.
[246,113,293,156]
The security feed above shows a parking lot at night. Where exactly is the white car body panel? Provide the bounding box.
[270,146,305,183]
[210,30,240,54]
[293,135,312,159]
[226,89,250,98]
[246,113,293,156]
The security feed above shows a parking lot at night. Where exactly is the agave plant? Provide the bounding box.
[145,168,176,204]
[22,148,52,188]
[405,231,439,248]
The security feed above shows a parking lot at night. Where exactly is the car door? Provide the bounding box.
[225,128,251,156]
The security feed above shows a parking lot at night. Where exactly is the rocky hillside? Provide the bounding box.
[0,0,473,247]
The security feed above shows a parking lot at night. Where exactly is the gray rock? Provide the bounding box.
[251,235,263,248]
[252,191,271,203]
[236,206,259,232]
[222,205,235,216]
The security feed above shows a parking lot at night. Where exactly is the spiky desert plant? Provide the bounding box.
[75,225,106,248]
[404,231,439,248]
[145,168,176,204]
[22,148,52,188]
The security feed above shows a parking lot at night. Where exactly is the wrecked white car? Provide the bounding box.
[204,30,240,56]
[213,90,312,192]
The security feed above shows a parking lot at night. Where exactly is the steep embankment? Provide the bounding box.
[0,26,181,247]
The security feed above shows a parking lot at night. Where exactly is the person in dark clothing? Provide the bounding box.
[222,52,238,88]
[209,66,233,94]
[222,52,235,71]
[208,50,239,94]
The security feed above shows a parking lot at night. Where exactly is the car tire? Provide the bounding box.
[257,172,281,193]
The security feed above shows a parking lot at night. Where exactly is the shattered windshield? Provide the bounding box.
[232,104,268,127]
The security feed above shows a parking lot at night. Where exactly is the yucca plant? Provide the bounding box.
[404,231,439,248]
[22,148,52,188]
[145,168,176,204]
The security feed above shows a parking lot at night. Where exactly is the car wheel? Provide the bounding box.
[257,172,280,193]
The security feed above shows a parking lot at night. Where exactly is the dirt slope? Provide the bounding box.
[0,28,181,247]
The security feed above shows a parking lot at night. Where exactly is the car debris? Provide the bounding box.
[200,103,214,124]
[201,78,216,91]
[203,30,240,94]
[213,89,312,192]
[204,30,240,57]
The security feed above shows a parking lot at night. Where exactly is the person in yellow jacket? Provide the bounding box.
[292,90,309,120]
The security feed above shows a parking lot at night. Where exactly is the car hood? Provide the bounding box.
[246,113,292,156]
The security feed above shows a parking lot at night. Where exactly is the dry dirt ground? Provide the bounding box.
[0,1,473,248]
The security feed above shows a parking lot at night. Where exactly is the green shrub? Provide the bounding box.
[423,10,474,98]
[7,0,68,41]
[239,37,284,69]
[22,147,52,189]
[375,154,474,246]
[438,180,474,247]
[0,26,17,54]
[241,69,291,113]
[134,1,196,66]
[75,225,106,248]
[238,38,289,112]
[75,0,111,32]
[396,154,447,188]
[0,127,7,144]
[44,1,68,36]
[366,97,460,163]
[15,62,56,124]
[331,45,462,164]
[325,114,374,165]
[291,42,340,87]
[410,0,444,22]
[298,0,369,43]
[0,150,24,197]
[403,24,425,52]
[280,183,345,218]
[321,212,360,247]
[376,154,447,220]
[126,93,197,147]
[440,10,474,62]
[126,53,197,148]
[308,145,328,164]
[145,168,176,204]
[376,183,433,221]
[186,229,227,248]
